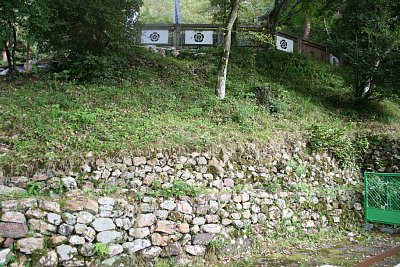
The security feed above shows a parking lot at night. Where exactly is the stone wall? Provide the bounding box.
[0,141,364,266]
[364,136,400,173]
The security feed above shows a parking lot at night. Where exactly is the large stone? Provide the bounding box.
[201,224,221,234]
[160,200,176,211]
[83,227,96,242]
[56,245,77,262]
[0,248,13,265]
[192,233,214,245]
[47,213,62,226]
[0,223,28,238]
[0,185,26,195]
[161,243,181,257]
[96,231,124,244]
[136,214,156,228]
[184,245,206,256]
[29,219,57,234]
[133,156,146,166]
[1,200,18,211]
[1,212,26,224]
[69,235,85,245]
[129,227,150,239]
[38,250,58,267]
[108,244,123,257]
[151,233,169,246]
[122,239,151,254]
[39,201,61,213]
[98,197,115,206]
[48,236,68,248]
[17,237,44,254]
[58,224,75,236]
[76,211,94,225]
[26,209,48,219]
[61,177,77,189]
[85,200,99,214]
[155,220,176,234]
[91,218,116,232]
[142,246,162,259]
[177,201,192,214]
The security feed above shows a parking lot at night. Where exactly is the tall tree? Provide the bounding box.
[216,0,241,99]
[329,0,400,99]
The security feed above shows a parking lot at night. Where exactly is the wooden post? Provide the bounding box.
[173,23,181,49]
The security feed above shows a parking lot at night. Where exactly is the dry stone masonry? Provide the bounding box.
[0,140,376,266]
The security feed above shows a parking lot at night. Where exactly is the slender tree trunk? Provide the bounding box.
[303,11,311,40]
[12,27,17,72]
[266,0,289,37]
[4,40,12,70]
[216,0,241,100]
[26,42,30,78]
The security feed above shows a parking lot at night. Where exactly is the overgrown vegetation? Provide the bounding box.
[0,47,399,174]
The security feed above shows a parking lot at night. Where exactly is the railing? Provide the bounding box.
[364,172,400,226]
[136,24,331,63]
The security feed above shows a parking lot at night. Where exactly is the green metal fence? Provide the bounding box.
[365,172,400,226]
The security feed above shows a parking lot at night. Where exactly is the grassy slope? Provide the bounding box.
[0,47,399,174]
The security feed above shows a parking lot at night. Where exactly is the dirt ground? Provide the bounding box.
[216,232,400,267]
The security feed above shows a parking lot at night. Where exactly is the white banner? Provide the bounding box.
[185,30,214,45]
[141,30,169,44]
[276,36,294,53]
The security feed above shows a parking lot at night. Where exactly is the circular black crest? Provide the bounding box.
[194,32,205,43]
[280,39,288,50]
[150,32,160,42]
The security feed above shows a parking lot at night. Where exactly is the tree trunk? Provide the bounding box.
[26,42,30,78]
[266,0,289,37]
[4,40,12,70]
[216,0,241,100]
[12,27,17,72]
[302,11,311,40]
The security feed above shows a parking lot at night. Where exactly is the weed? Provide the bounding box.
[148,179,203,198]
[26,181,43,196]
[93,243,110,258]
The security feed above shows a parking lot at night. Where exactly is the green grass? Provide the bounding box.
[0,47,399,175]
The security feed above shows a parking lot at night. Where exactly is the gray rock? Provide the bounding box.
[0,248,13,265]
[69,235,85,245]
[1,200,18,211]
[84,227,96,242]
[63,213,77,225]
[185,245,206,256]
[108,244,123,257]
[0,185,26,195]
[80,243,94,257]
[201,224,221,234]
[98,197,115,206]
[1,212,26,224]
[115,218,132,230]
[58,224,74,236]
[61,177,77,189]
[0,223,28,238]
[363,223,374,231]
[96,230,124,244]
[136,214,156,228]
[129,227,150,239]
[122,239,151,254]
[177,201,192,214]
[92,218,116,232]
[38,250,58,267]
[192,233,214,245]
[160,200,177,211]
[17,237,44,254]
[74,223,87,235]
[40,201,61,213]
[76,211,94,225]
[47,213,62,225]
[56,244,78,262]
[379,226,398,235]
[142,246,162,259]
